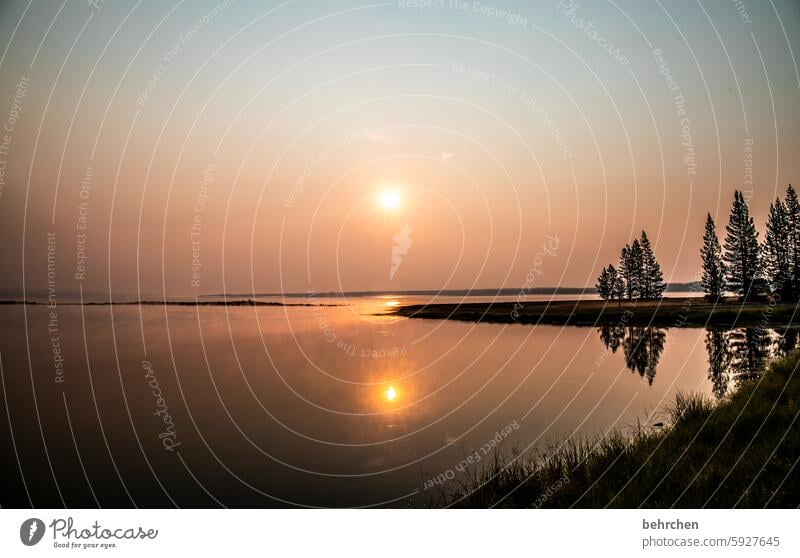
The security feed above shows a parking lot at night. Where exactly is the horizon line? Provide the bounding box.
[204,282,701,298]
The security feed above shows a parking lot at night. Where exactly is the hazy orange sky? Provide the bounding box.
[1,0,799,297]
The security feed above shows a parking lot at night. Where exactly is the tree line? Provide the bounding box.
[702,185,800,300]
[596,230,666,300]
[597,184,799,302]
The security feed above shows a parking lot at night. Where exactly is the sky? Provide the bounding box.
[0,0,799,297]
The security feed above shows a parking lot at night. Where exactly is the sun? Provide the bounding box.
[379,190,402,210]
[384,386,398,402]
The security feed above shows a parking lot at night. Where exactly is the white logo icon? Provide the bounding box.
[390,224,413,280]
[20,518,45,546]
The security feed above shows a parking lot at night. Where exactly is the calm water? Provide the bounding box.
[0,294,792,507]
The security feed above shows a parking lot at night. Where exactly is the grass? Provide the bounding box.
[393,297,800,328]
[438,351,800,508]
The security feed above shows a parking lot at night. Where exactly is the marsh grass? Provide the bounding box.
[441,352,800,508]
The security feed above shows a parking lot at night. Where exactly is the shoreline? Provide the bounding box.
[0,299,340,307]
[439,350,800,508]
[391,297,800,328]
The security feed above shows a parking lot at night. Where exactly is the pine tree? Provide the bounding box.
[723,190,762,298]
[764,197,792,298]
[639,231,665,299]
[608,264,623,302]
[618,244,634,300]
[597,264,624,301]
[618,241,645,300]
[596,266,611,299]
[784,184,800,298]
[700,213,726,300]
[628,239,644,299]
[638,238,652,300]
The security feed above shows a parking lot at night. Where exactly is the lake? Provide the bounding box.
[0,293,791,507]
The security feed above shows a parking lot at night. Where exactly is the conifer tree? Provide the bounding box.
[628,239,644,299]
[608,264,623,302]
[764,198,792,298]
[700,213,726,300]
[639,231,665,299]
[618,244,634,300]
[784,184,800,298]
[723,190,762,298]
[596,264,623,301]
[596,266,611,299]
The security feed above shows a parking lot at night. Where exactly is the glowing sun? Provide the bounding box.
[384,386,398,402]
[379,190,402,210]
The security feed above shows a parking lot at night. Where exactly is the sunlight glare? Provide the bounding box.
[379,190,402,210]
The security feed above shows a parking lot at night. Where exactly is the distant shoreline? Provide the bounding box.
[0,299,339,307]
[205,283,701,299]
[391,297,800,328]
[0,283,702,302]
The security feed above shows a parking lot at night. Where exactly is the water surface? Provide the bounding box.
[0,293,788,507]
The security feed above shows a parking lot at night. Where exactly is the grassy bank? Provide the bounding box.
[440,351,800,508]
[394,297,800,328]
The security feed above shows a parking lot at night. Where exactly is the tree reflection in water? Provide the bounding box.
[598,325,800,396]
[706,327,799,399]
[597,325,666,385]
[705,328,730,400]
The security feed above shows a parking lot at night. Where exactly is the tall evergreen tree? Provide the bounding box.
[596,266,611,299]
[596,264,623,301]
[700,213,726,300]
[764,198,792,298]
[784,184,800,298]
[618,244,635,300]
[638,238,652,300]
[628,239,644,299]
[723,190,762,298]
[608,264,623,302]
[639,231,665,299]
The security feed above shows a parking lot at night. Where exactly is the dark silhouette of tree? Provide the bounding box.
[596,264,623,301]
[705,328,730,399]
[704,326,791,400]
[639,231,665,299]
[725,327,770,385]
[598,324,625,353]
[700,213,726,300]
[784,184,800,299]
[618,240,644,300]
[645,328,666,385]
[609,233,664,301]
[596,266,612,299]
[621,327,666,385]
[608,264,625,301]
[764,197,792,298]
[629,239,644,299]
[618,244,635,300]
[773,328,799,358]
[724,190,763,298]
[609,264,624,302]
[597,326,665,383]
[707,327,783,399]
